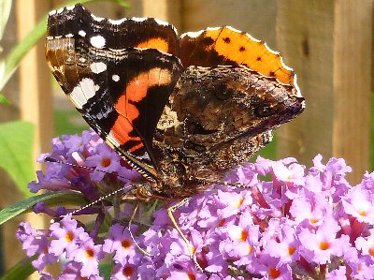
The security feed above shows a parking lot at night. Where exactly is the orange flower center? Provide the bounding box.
[218,219,226,227]
[248,244,254,254]
[101,157,111,167]
[241,230,248,242]
[288,246,296,256]
[319,241,330,250]
[269,267,281,278]
[121,239,132,249]
[65,231,74,242]
[359,210,367,217]
[85,248,94,258]
[235,197,244,208]
[123,266,134,277]
[187,272,196,280]
[369,247,374,257]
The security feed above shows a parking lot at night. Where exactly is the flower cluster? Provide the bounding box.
[18,130,374,279]
[28,130,141,217]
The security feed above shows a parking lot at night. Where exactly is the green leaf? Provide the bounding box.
[0,257,35,280]
[0,121,34,196]
[0,93,9,104]
[0,191,87,225]
[0,0,12,40]
[99,262,113,279]
[0,0,129,91]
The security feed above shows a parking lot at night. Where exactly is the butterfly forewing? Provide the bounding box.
[46,5,183,179]
[47,4,179,54]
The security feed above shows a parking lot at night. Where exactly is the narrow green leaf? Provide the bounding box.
[0,191,87,225]
[0,121,34,196]
[0,0,129,91]
[0,0,12,40]
[0,258,35,280]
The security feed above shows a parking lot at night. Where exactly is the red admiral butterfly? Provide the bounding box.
[45,4,305,201]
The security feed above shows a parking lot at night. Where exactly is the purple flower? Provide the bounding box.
[263,220,300,264]
[167,258,208,280]
[252,255,293,279]
[49,216,86,258]
[326,266,346,280]
[298,216,348,264]
[85,143,121,181]
[72,237,104,277]
[355,230,374,259]
[102,223,138,264]
[28,130,138,218]
[17,131,374,279]
[16,222,58,272]
[58,261,104,280]
[342,185,374,224]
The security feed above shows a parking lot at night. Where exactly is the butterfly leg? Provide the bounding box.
[167,198,203,271]
[128,202,152,256]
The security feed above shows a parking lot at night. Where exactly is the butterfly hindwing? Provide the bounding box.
[179,26,296,86]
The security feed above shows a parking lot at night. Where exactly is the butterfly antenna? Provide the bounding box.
[44,156,137,216]
[44,156,133,182]
[69,185,132,216]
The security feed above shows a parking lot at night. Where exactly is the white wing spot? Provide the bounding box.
[90,62,107,74]
[180,30,204,39]
[78,30,86,37]
[131,17,147,23]
[112,75,120,82]
[154,18,169,27]
[90,35,106,49]
[92,15,104,22]
[109,18,126,25]
[70,78,99,109]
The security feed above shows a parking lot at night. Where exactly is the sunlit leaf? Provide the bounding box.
[0,191,87,225]
[0,121,34,196]
[0,93,9,104]
[0,0,12,40]
[0,258,35,280]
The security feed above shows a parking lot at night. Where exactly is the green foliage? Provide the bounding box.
[0,258,35,280]
[0,121,34,197]
[0,0,12,40]
[99,262,113,279]
[0,93,9,104]
[54,109,88,136]
[0,191,87,225]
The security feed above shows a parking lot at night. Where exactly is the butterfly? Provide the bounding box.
[45,4,305,201]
